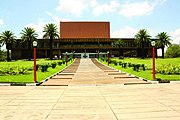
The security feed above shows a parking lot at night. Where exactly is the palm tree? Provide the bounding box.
[114,39,124,57]
[43,23,59,60]
[156,32,171,59]
[21,27,38,61]
[0,30,16,61]
[135,29,151,59]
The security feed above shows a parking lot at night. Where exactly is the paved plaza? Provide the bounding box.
[1,59,180,120]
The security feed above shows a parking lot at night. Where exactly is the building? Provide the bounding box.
[11,21,153,59]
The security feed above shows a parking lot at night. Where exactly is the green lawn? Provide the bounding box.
[0,59,72,83]
[100,58,180,81]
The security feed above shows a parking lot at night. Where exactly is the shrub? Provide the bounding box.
[41,64,48,72]
[51,62,57,69]
[119,61,122,65]
[58,61,62,66]
[157,64,180,75]
[119,56,124,59]
[0,67,30,76]
[132,64,141,71]
[122,63,127,68]
[141,64,146,71]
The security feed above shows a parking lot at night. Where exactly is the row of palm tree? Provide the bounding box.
[0,24,171,61]
[114,29,171,59]
[0,23,59,61]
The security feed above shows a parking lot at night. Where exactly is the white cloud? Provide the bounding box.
[170,29,180,44]
[111,26,156,38]
[119,1,155,18]
[90,0,98,7]
[56,0,88,17]
[92,0,120,16]
[56,0,120,17]
[46,11,60,27]
[111,26,138,38]
[119,0,167,18]
[0,19,4,27]
[25,19,47,38]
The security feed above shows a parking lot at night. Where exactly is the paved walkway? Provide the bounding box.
[1,59,180,120]
[41,58,147,86]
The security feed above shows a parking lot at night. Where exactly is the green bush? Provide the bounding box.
[165,44,180,58]
[122,63,127,68]
[0,67,31,76]
[157,64,180,75]
[41,64,48,72]
[58,62,62,66]
[51,62,57,69]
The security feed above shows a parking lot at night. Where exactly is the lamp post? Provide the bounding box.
[107,51,110,66]
[66,52,68,66]
[97,50,99,60]
[151,41,156,80]
[33,41,37,83]
[73,51,75,60]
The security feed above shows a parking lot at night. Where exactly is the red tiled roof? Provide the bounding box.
[60,21,110,39]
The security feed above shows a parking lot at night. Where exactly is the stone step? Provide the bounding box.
[104,70,119,72]
[58,73,75,75]
[108,72,126,75]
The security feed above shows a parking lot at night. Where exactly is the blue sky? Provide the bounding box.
[0,0,180,45]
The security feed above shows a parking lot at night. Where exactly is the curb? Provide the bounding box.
[0,83,40,86]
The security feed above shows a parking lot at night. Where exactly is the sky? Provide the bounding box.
[0,0,180,46]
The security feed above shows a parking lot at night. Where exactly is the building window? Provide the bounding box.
[54,42,58,48]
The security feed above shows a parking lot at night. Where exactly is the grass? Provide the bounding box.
[0,59,73,83]
[100,58,180,81]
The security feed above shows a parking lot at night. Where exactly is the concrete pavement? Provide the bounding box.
[1,58,180,120]
[1,84,180,120]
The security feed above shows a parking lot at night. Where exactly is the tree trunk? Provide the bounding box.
[50,36,53,60]
[28,41,31,61]
[6,44,10,62]
[122,49,124,57]
[119,46,120,57]
[141,41,145,59]
[162,46,165,59]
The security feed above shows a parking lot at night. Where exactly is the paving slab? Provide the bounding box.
[1,84,180,119]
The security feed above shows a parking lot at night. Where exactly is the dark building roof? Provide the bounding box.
[60,21,110,39]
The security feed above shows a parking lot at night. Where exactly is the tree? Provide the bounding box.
[114,39,124,57]
[21,27,38,61]
[0,30,16,61]
[135,29,151,59]
[165,44,180,58]
[156,32,171,59]
[43,23,59,60]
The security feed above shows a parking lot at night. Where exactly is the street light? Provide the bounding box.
[107,51,110,66]
[66,52,68,66]
[73,51,75,60]
[151,41,156,80]
[33,41,37,83]
[97,50,99,60]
